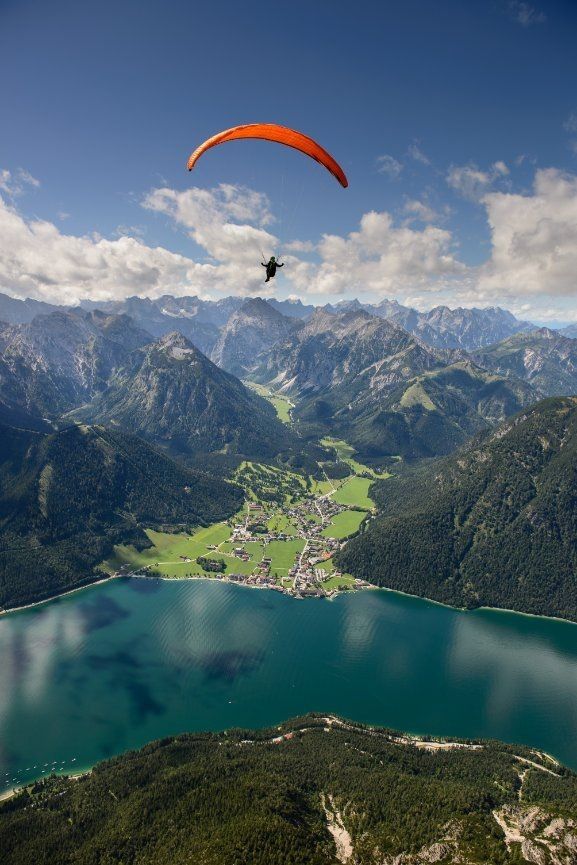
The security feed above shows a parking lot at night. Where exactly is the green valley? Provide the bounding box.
[103,440,376,598]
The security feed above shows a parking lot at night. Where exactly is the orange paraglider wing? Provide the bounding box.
[187,123,348,188]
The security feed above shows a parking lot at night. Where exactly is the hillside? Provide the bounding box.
[473,328,577,396]
[211,296,299,376]
[2,714,576,865]
[0,422,242,610]
[338,398,577,620]
[72,331,300,463]
[337,361,535,458]
[255,309,536,459]
[0,309,151,418]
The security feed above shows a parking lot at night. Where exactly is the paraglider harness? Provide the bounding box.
[262,256,283,282]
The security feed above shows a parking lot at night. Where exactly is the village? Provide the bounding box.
[107,445,384,599]
[174,489,373,598]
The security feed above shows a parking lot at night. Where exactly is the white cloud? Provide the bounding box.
[0,182,283,305]
[407,142,430,165]
[0,168,40,198]
[403,199,440,224]
[289,210,465,297]
[0,193,214,305]
[492,160,509,177]
[376,154,403,179]
[446,161,510,200]
[142,183,280,294]
[507,1,546,27]
[479,168,577,298]
[3,165,577,323]
[284,239,315,253]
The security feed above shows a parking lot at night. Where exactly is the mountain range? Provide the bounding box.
[1,292,576,464]
[2,289,577,614]
[71,330,300,464]
[252,307,536,458]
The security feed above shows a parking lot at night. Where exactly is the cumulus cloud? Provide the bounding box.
[0,182,284,304]
[479,168,577,298]
[446,161,509,201]
[0,192,217,305]
[142,183,280,294]
[376,154,403,179]
[4,164,577,321]
[288,210,465,297]
[507,1,546,27]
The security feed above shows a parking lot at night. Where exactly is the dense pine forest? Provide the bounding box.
[2,714,576,865]
[338,398,577,621]
[0,423,242,610]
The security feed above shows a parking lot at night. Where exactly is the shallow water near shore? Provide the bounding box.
[2,576,577,791]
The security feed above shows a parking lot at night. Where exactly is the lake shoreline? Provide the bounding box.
[2,570,577,628]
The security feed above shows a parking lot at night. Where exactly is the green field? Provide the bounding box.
[320,437,390,479]
[333,476,374,509]
[265,539,305,572]
[322,573,357,590]
[235,461,306,504]
[322,509,365,539]
[244,381,293,424]
[310,477,335,496]
[103,522,234,578]
[267,513,299,534]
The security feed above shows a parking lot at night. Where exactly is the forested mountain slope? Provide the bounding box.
[2,714,576,865]
[0,422,242,609]
[338,398,577,620]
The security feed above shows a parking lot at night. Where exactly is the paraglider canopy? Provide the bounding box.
[187,123,348,188]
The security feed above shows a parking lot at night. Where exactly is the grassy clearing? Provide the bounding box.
[333,476,374,510]
[269,396,292,423]
[310,478,335,496]
[244,381,293,424]
[235,461,306,504]
[322,510,365,539]
[399,382,436,411]
[267,514,299,534]
[322,573,357,590]
[320,437,390,479]
[103,522,233,577]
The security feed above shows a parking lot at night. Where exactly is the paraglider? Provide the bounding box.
[187,123,347,279]
[187,123,348,188]
[262,256,283,283]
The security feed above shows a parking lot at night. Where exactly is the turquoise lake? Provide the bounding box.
[2,577,577,791]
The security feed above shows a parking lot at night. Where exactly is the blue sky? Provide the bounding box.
[1,0,577,321]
